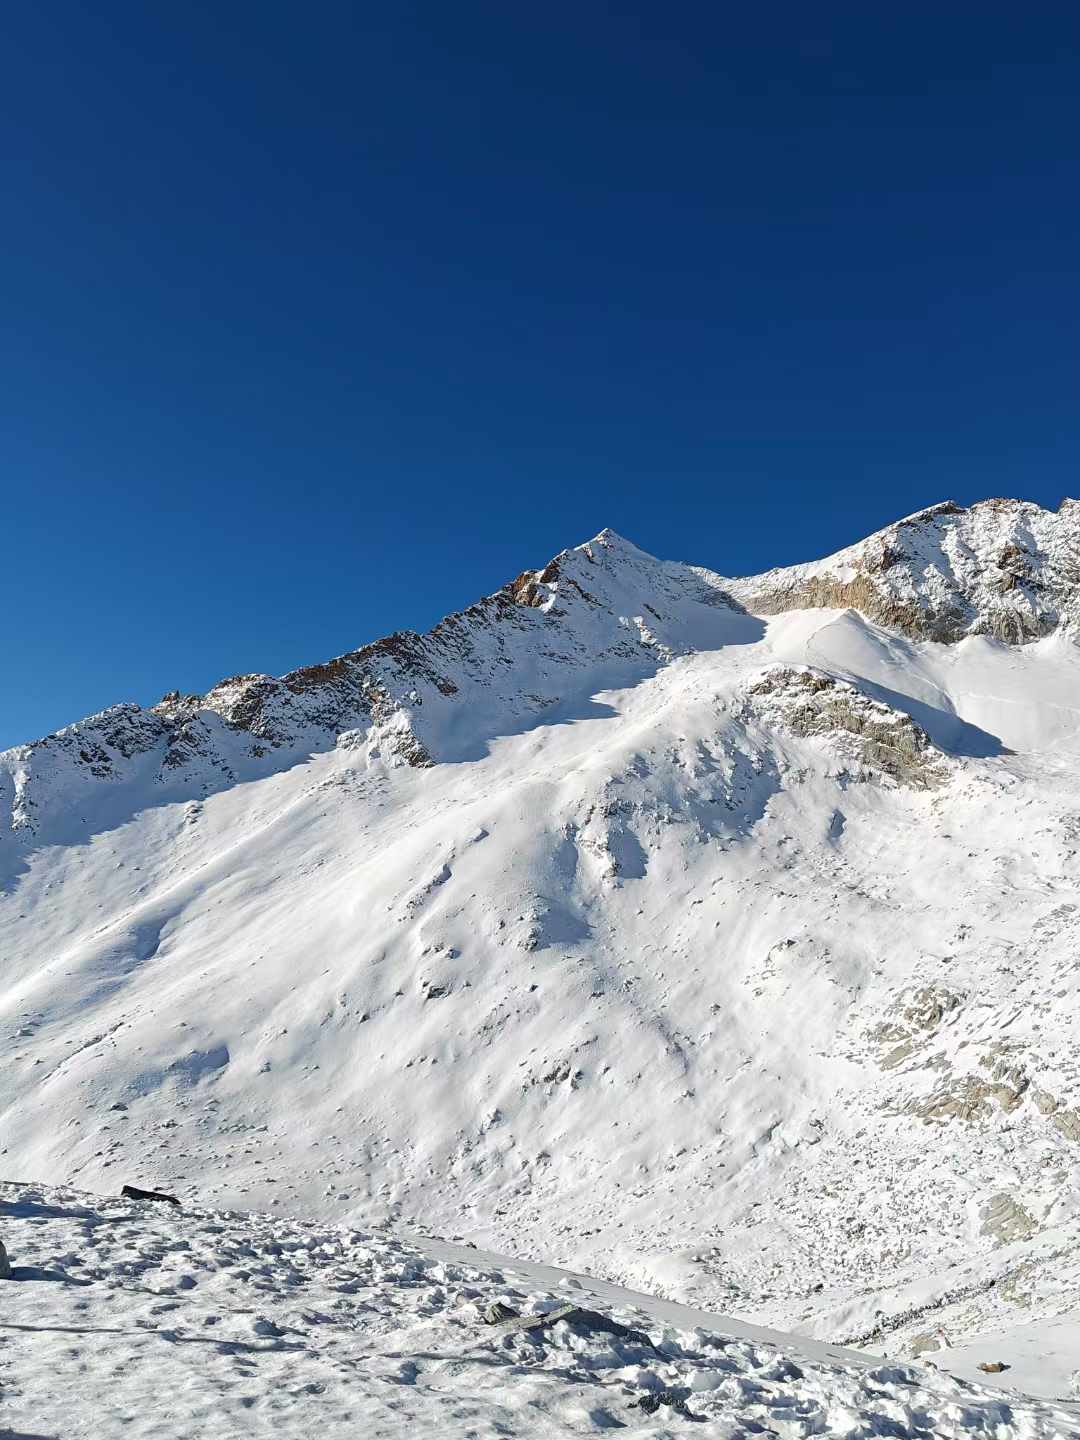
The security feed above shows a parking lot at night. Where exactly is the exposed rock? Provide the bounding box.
[482,1299,651,1347]
[879,1040,918,1070]
[633,1388,696,1418]
[901,986,964,1031]
[483,1301,580,1336]
[1032,1087,1059,1116]
[0,1239,10,1279]
[744,667,947,789]
[870,986,965,1070]
[905,1045,1080,1149]
[121,1184,180,1206]
[1051,1106,1080,1143]
[909,1073,1028,1125]
[980,1192,1038,1244]
[978,1045,1032,1104]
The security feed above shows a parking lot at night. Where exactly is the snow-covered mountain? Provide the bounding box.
[4,496,1080,1399]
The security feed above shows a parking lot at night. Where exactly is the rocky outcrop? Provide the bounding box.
[910,1072,1029,1125]
[743,667,947,789]
[901,1039,1080,1149]
[869,985,965,1069]
[980,1192,1037,1244]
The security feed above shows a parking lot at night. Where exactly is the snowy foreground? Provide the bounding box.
[2,1180,1076,1439]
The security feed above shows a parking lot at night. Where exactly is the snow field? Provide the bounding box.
[2,1181,1075,1439]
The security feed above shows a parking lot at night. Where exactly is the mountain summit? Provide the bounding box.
[4,499,1080,1392]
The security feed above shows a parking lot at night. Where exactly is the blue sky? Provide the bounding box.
[3,3,1078,748]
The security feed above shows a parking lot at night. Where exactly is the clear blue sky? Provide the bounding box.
[3,3,1078,749]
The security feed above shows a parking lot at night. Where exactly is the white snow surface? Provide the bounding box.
[1,1179,1076,1439]
[4,501,1080,1422]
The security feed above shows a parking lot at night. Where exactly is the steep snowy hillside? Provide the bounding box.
[2,1180,1075,1438]
[3,499,1080,1393]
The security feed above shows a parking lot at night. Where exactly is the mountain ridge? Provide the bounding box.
[10,496,1079,755]
[726,494,1080,642]
[4,496,1078,850]
[1,526,746,847]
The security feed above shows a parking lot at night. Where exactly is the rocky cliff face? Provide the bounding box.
[742,666,948,790]
[724,497,1080,643]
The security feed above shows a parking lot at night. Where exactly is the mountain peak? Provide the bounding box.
[580,527,655,557]
[0,522,747,843]
[892,498,965,524]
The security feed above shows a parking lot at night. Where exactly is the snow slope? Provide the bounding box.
[3,499,1080,1403]
[2,1179,1075,1439]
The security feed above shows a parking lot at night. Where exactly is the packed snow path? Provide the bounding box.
[0,1182,1076,1438]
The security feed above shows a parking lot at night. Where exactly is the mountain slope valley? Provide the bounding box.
[4,496,1080,1435]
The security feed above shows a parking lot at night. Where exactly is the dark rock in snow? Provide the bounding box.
[634,1388,699,1419]
[121,1184,180,1206]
